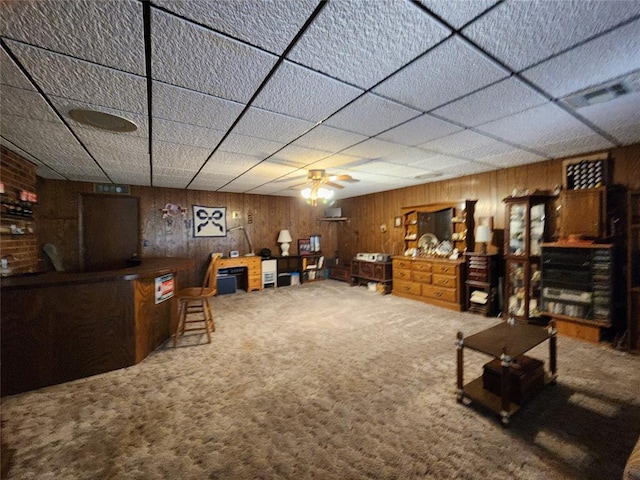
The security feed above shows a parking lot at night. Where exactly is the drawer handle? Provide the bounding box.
[435,292,443,297]
[439,280,449,285]
[442,268,449,272]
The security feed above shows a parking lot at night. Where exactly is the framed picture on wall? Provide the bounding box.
[192,205,226,237]
[298,238,311,256]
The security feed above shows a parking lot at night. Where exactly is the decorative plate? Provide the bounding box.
[418,233,438,250]
[435,240,453,256]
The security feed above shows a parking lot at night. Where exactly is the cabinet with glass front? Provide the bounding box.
[503,194,555,323]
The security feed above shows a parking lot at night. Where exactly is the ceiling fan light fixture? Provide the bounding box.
[68,109,138,132]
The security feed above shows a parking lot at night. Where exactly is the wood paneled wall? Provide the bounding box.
[35,178,339,284]
[17,142,640,282]
[336,144,640,262]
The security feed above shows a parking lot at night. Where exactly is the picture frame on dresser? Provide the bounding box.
[298,238,311,255]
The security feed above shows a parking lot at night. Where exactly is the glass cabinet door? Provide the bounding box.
[529,204,546,256]
[508,202,527,256]
[506,260,527,318]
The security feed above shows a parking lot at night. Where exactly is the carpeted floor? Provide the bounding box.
[1,280,639,479]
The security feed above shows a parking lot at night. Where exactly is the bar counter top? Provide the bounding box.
[1,257,195,289]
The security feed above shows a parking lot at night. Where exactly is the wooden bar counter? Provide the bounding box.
[0,257,194,396]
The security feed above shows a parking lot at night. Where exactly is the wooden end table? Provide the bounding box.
[456,320,557,425]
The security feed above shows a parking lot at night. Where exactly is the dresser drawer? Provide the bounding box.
[467,269,488,282]
[412,262,432,273]
[432,263,456,275]
[393,279,421,296]
[412,271,432,284]
[422,284,457,302]
[393,259,412,270]
[393,268,411,280]
[432,273,456,287]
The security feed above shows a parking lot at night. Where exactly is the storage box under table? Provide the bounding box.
[482,355,545,405]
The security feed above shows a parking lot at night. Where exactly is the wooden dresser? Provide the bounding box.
[392,256,465,311]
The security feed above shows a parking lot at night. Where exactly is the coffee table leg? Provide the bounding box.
[500,347,511,426]
[548,320,558,384]
[456,331,464,402]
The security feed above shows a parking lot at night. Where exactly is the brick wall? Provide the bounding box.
[1,146,39,273]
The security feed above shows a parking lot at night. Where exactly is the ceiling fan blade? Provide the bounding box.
[329,174,359,183]
[324,181,345,189]
[287,182,310,190]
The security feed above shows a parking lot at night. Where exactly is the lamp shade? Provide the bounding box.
[476,225,491,243]
[277,229,292,243]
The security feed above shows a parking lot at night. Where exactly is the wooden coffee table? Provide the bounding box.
[456,320,557,425]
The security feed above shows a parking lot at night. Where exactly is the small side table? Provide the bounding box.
[456,320,557,426]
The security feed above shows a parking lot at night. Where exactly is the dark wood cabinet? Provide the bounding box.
[465,252,498,316]
[627,190,640,351]
[351,259,392,293]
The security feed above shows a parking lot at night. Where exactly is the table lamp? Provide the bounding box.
[476,225,491,254]
[277,229,293,256]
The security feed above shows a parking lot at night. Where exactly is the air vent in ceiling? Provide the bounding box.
[564,82,630,109]
[68,109,138,132]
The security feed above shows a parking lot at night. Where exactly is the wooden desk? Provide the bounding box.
[214,256,262,292]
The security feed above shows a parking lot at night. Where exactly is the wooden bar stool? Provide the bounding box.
[173,253,220,346]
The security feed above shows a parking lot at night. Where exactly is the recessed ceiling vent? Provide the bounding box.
[68,109,138,132]
[565,82,630,109]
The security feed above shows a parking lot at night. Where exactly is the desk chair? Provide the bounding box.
[173,253,220,346]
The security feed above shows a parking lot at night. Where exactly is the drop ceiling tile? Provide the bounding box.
[348,161,433,179]
[153,82,243,131]
[152,141,211,170]
[0,138,66,179]
[455,141,545,164]
[79,134,149,165]
[408,154,472,171]
[475,103,610,152]
[0,0,145,74]
[419,0,499,29]
[373,37,509,111]
[153,175,191,189]
[244,160,300,179]
[153,0,320,54]
[576,91,640,145]
[252,61,363,123]
[375,146,441,166]
[324,94,421,136]
[0,85,60,123]
[533,134,615,159]
[201,152,262,176]
[233,107,315,143]
[417,129,501,154]
[188,172,237,191]
[432,78,549,127]
[107,171,151,186]
[0,48,34,90]
[1,115,96,167]
[287,0,450,89]
[154,118,225,149]
[308,153,366,170]
[271,145,332,166]
[377,114,463,146]
[434,160,496,175]
[522,19,640,98]
[218,133,285,158]
[151,10,277,103]
[6,41,147,114]
[341,138,408,159]
[293,125,367,153]
[463,0,640,71]
[217,180,266,193]
[480,150,549,168]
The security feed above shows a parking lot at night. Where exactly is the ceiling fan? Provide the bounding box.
[293,169,359,206]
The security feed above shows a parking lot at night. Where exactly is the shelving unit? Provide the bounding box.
[401,200,476,254]
[465,252,498,316]
[503,194,555,324]
[540,244,620,342]
[628,190,640,351]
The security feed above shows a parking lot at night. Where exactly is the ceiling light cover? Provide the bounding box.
[69,109,138,132]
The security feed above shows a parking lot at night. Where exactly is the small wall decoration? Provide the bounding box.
[192,205,226,237]
[394,216,402,228]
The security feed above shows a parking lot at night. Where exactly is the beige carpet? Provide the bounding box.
[1,280,639,479]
